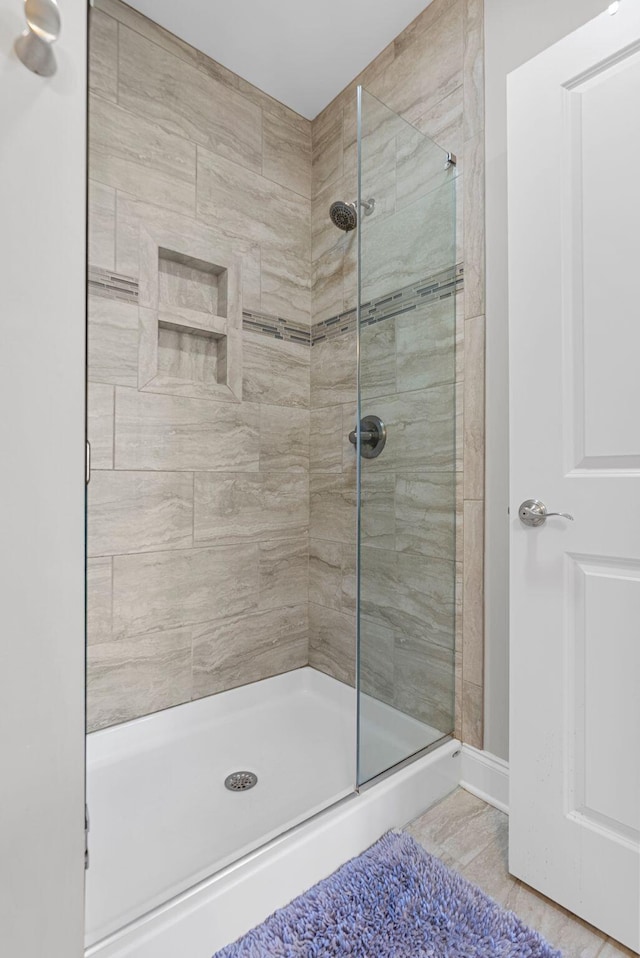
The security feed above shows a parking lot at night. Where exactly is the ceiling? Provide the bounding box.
[126,0,434,120]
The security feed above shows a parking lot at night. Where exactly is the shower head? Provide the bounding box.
[329,198,375,231]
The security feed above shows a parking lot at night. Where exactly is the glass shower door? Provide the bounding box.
[356,87,457,786]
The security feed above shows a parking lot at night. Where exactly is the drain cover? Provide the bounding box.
[225,770,258,792]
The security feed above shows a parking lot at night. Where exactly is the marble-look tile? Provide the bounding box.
[393,0,452,58]
[394,636,455,731]
[88,382,114,469]
[506,883,607,958]
[463,131,485,319]
[261,246,312,324]
[89,180,116,270]
[310,333,357,407]
[368,386,455,475]
[263,110,312,200]
[395,123,453,213]
[459,823,517,908]
[360,547,455,649]
[88,294,139,387]
[309,602,355,686]
[237,77,310,136]
[259,405,309,472]
[455,560,464,652]
[462,679,483,749]
[242,333,309,409]
[310,406,343,473]
[87,627,192,732]
[89,96,196,216]
[311,247,345,324]
[463,0,485,143]
[396,298,456,393]
[309,538,343,611]
[395,472,456,559]
[598,940,638,958]
[310,473,357,544]
[462,499,484,687]
[455,290,465,383]
[455,381,464,472]
[87,557,112,645]
[413,85,464,161]
[361,319,396,400]
[192,605,308,699]
[312,105,343,195]
[454,649,463,740]
[311,174,352,264]
[368,0,463,131]
[194,473,308,546]
[406,787,504,867]
[114,388,260,472]
[196,148,310,256]
[259,538,308,610]
[118,27,262,175]
[360,620,395,705]
[112,543,259,637]
[88,471,193,557]
[360,469,395,549]
[463,315,485,499]
[89,9,117,103]
[158,256,220,314]
[341,543,357,614]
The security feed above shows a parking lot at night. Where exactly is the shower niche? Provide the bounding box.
[137,226,243,402]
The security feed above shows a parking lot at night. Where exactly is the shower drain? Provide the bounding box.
[224,770,258,792]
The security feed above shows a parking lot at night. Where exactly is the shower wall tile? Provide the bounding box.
[463,131,485,320]
[87,557,113,645]
[260,246,312,323]
[114,389,260,472]
[118,27,263,175]
[242,333,309,408]
[309,538,343,611]
[310,473,357,544]
[259,538,309,611]
[87,471,194,558]
[462,499,484,688]
[309,406,343,474]
[89,180,116,271]
[310,334,356,407]
[394,637,455,732]
[89,8,118,103]
[87,627,192,731]
[359,470,396,550]
[112,544,259,637]
[395,298,457,393]
[360,621,395,706]
[88,382,114,470]
[192,605,308,699]
[308,603,355,686]
[395,472,456,560]
[463,0,485,142]
[311,247,345,324]
[462,680,483,750]
[259,405,309,473]
[263,111,312,200]
[88,294,139,387]
[463,315,485,499]
[360,319,397,400]
[393,0,452,58]
[194,473,308,546]
[312,106,344,195]
[369,386,456,474]
[89,96,196,216]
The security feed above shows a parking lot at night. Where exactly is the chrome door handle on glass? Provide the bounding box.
[348,415,387,459]
[518,499,574,527]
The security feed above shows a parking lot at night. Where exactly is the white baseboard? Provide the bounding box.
[459,745,509,813]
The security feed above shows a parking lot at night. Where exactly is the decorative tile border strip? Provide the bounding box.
[88,267,139,305]
[87,263,463,347]
[312,264,464,346]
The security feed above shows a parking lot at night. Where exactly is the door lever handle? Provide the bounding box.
[519,499,574,527]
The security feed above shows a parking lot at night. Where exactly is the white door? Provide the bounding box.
[508,3,640,950]
[0,2,87,956]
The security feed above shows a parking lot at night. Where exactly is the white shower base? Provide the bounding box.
[86,666,451,953]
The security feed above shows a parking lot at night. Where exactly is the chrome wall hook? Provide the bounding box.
[14,0,61,78]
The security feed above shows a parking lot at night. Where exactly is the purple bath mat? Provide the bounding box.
[214,831,561,958]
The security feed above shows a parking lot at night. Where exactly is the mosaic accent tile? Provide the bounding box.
[89,266,139,304]
[242,310,311,347]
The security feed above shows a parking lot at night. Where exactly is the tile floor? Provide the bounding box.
[405,789,638,958]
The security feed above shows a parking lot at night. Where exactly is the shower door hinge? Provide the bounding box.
[85,803,90,870]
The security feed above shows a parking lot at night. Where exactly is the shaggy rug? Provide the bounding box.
[214,832,561,958]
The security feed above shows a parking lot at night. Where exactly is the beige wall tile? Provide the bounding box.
[312,106,344,194]
[463,0,484,142]
[360,620,395,705]
[259,538,308,610]
[87,628,192,731]
[259,405,309,472]
[310,334,357,407]
[361,319,396,400]
[87,557,113,645]
[367,386,456,474]
[242,333,309,408]
[261,246,312,324]
[263,111,312,200]
[309,538,343,611]
[89,96,196,216]
[88,471,194,557]
[192,606,308,699]
[463,131,485,319]
[89,9,118,103]
[395,636,455,732]
[309,405,343,473]
[114,388,260,472]
[112,544,259,637]
[463,315,485,498]
[396,298,456,394]
[395,472,456,560]
[88,295,139,387]
[394,0,453,58]
[118,27,263,174]
[311,248,345,323]
[462,499,484,688]
[89,180,116,271]
[310,473,357,544]
[360,470,395,549]
[309,603,355,686]
[88,382,114,469]
[194,473,308,546]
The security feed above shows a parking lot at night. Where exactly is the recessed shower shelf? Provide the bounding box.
[137,228,243,403]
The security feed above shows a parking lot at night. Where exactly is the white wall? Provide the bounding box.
[483,0,608,760]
